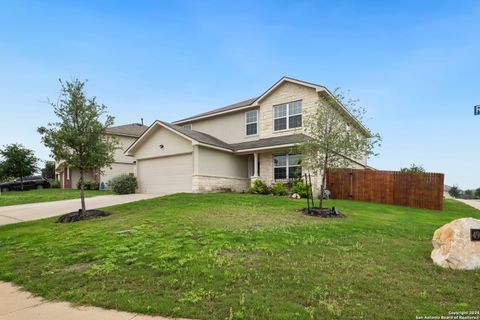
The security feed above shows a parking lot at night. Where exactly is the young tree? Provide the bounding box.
[41,161,56,180]
[448,185,461,198]
[464,189,474,199]
[297,88,381,209]
[400,163,426,173]
[0,144,39,190]
[38,79,118,216]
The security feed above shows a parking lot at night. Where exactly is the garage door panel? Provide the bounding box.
[137,154,192,194]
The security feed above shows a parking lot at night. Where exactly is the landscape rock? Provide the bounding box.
[431,218,480,270]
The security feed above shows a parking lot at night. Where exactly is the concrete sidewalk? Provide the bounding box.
[457,199,480,210]
[0,281,189,320]
[0,193,159,226]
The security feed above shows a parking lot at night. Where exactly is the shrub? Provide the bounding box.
[109,174,137,194]
[247,179,270,195]
[270,182,287,196]
[49,179,60,188]
[76,179,99,190]
[292,181,310,198]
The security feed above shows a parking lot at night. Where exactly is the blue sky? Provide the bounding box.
[0,0,479,188]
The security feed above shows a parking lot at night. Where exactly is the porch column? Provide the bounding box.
[253,152,259,177]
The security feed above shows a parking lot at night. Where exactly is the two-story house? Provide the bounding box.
[55,123,148,189]
[125,77,371,194]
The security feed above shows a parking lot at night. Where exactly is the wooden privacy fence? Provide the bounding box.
[326,169,445,210]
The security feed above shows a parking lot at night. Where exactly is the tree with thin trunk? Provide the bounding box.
[0,144,39,190]
[41,160,56,179]
[38,79,117,216]
[448,185,461,198]
[297,88,381,209]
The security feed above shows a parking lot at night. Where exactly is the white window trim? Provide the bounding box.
[273,100,303,132]
[182,124,192,130]
[272,153,302,181]
[245,110,258,136]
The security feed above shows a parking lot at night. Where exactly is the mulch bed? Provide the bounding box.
[56,209,111,223]
[299,207,347,218]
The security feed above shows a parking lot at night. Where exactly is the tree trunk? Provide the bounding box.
[319,153,328,209]
[79,169,86,215]
[20,176,24,191]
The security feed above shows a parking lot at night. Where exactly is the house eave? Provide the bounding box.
[173,104,258,125]
[234,143,297,154]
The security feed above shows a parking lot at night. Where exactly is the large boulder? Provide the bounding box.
[431,218,480,270]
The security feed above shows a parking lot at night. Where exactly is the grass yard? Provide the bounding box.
[0,193,479,319]
[0,188,113,207]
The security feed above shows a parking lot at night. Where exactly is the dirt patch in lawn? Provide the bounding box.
[299,207,347,218]
[56,210,111,223]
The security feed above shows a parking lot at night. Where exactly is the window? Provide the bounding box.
[273,100,302,131]
[245,110,258,135]
[273,154,302,180]
[182,124,192,130]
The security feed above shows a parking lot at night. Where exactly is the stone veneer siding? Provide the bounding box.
[258,81,318,139]
[192,174,250,193]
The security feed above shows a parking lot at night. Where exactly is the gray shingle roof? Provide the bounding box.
[231,134,308,151]
[174,97,258,124]
[106,123,149,137]
[159,121,234,150]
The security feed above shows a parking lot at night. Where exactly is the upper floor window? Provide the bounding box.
[182,124,192,130]
[273,100,302,131]
[245,110,258,136]
[273,154,302,180]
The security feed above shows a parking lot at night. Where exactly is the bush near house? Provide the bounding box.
[270,182,288,196]
[109,174,137,194]
[48,179,60,188]
[76,179,99,190]
[247,179,311,198]
[247,179,270,195]
[292,181,310,198]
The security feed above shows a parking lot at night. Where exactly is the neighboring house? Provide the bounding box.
[125,77,371,194]
[55,123,148,189]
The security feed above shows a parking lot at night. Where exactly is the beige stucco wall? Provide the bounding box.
[197,146,248,178]
[192,146,249,193]
[187,109,260,144]
[110,135,138,164]
[100,163,135,186]
[131,125,193,160]
[69,169,95,189]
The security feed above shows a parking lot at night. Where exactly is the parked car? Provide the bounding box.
[0,175,51,192]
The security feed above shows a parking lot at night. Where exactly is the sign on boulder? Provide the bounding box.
[431,218,480,270]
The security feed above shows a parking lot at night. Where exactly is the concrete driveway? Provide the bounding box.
[0,281,189,320]
[0,194,159,226]
[457,199,480,210]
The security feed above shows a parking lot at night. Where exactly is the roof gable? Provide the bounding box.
[106,123,149,137]
[125,121,234,156]
[172,76,370,136]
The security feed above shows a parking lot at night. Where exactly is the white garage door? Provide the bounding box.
[137,154,193,194]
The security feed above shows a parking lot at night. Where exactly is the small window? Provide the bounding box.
[273,154,302,180]
[182,124,192,130]
[245,110,258,136]
[274,100,302,131]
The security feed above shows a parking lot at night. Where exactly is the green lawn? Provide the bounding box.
[0,194,479,319]
[0,188,113,207]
